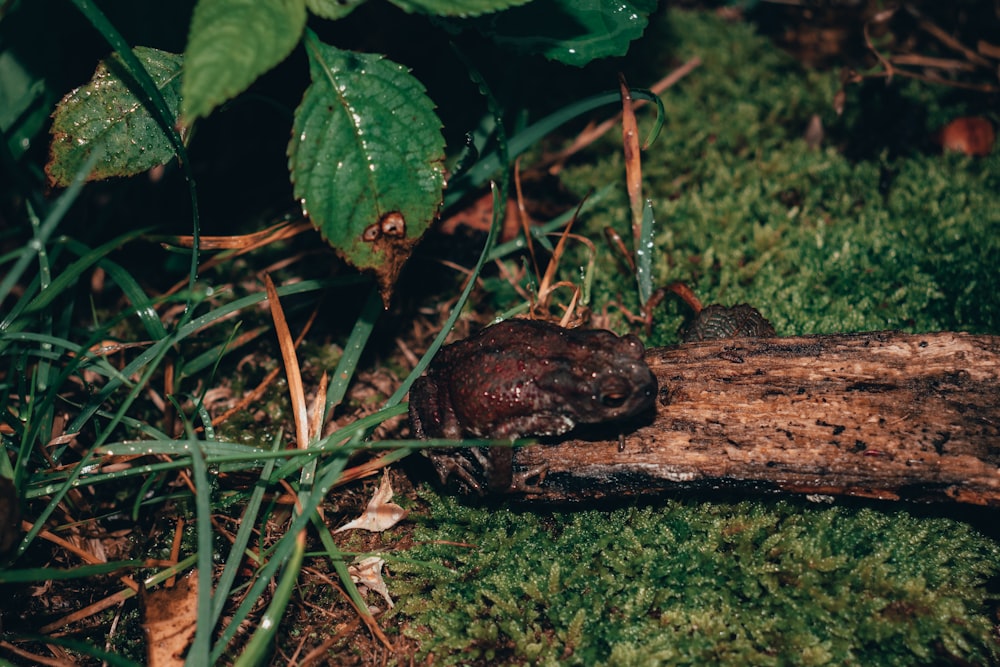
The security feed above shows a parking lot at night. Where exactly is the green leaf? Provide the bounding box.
[288,33,444,303]
[306,0,368,20]
[0,2,61,163]
[477,0,656,66]
[181,0,307,124]
[390,0,533,17]
[45,47,182,187]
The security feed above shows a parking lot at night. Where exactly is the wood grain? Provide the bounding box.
[507,331,1000,505]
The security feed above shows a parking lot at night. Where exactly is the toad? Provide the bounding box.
[408,319,657,494]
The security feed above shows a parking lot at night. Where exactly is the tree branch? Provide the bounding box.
[509,331,1000,505]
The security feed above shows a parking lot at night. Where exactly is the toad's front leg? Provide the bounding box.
[487,447,548,495]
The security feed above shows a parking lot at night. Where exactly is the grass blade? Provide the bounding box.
[69,0,202,308]
[185,443,214,666]
[0,149,101,315]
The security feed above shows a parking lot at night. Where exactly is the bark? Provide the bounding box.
[509,331,1000,505]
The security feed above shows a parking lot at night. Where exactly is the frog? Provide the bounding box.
[408,318,658,494]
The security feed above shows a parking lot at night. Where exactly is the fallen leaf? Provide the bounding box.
[438,190,523,241]
[334,469,407,533]
[349,556,393,609]
[143,570,198,667]
[934,117,995,156]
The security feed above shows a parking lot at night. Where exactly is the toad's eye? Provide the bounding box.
[600,377,631,407]
[601,391,628,408]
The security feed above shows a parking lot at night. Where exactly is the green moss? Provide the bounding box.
[556,10,999,344]
[392,495,998,665]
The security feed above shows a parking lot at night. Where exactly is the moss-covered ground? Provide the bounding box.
[389,9,1000,665]
[566,10,1000,342]
[395,496,997,665]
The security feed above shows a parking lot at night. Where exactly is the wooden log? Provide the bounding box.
[508,331,1000,505]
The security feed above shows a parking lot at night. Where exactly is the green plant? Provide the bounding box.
[37,0,658,301]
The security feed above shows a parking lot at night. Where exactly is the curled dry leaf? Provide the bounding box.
[349,556,393,609]
[333,469,407,533]
[934,117,995,156]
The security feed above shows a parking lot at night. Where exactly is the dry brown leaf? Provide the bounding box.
[334,469,407,533]
[142,570,198,667]
[348,556,393,610]
[934,117,996,156]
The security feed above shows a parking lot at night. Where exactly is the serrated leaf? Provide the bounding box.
[181,0,307,124]
[45,47,182,187]
[288,35,444,304]
[478,0,656,66]
[306,0,367,20]
[390,0,533,17]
